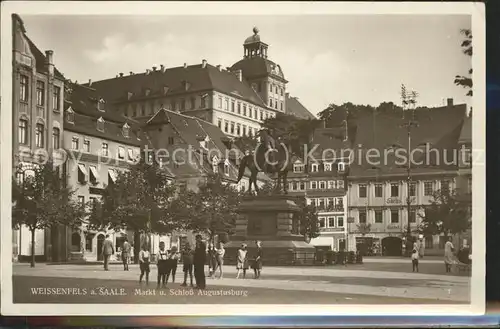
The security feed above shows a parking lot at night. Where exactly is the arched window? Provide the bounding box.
[52,127,60,149]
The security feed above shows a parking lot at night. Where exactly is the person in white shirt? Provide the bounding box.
[411,248,419,272]
[156,241,168,288]
[139,244,151,285]
[213,242,226,279]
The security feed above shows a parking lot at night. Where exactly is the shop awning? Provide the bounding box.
[89,166,99,180]
[309,236,334,247]
[108,169,117,183]
[77,164,87,176]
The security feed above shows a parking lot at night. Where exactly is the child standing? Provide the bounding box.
[236,243,249,279]
[156,241,168,288]
[411,248,419,272]
[166,246,179,283]
[139,244,151,285]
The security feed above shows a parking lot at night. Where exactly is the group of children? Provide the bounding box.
[236,241,263,279]
[137,241,195,288]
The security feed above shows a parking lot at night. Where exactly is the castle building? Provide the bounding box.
[346,101,472,255]
[11,14,66,262]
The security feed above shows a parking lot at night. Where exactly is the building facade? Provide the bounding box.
[346,102,472,255]
[11,14,66,262]
[287,127,350,251]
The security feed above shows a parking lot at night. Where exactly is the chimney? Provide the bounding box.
[119,72,124,77]
[152,65,157,72]
[216,65,222,72]
[183,63,187,69]
[146,69,151,75]
[160,64,165,73]
[129,71,134,75]
[45,50,54,76]
[235,69,242,82]
[202,59,207,68]
[88,79,92,87]
[447,98,453,106]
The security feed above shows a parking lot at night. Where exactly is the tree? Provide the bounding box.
[93,157,176,263]
[176,174,242,244]
[418,188,471,238]
[261,113,321,157]
[12,161,85,267]
[454,29,473,97]
[295,197,320,241]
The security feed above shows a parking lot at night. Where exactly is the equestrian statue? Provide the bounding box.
[236,129,295,195]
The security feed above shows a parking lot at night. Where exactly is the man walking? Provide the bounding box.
[193,234,206,289]
[102,234,114,271]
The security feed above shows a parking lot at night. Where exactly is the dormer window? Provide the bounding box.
[293,162,304,173]
[324,163,332,171]
[338,162,346,173]
[163,86,169,95]
[311,163,319,172]
[183,81,191,91]
[127,92,133,100]
[145,89,151,96]
[212,156,219,174]
[97,117,105,132]
[224,159,230,176]
[97,98,105,112]
[66,107,75,124]
[122,123,130,138]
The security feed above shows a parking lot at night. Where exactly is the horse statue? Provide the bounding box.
[236,129,293,195]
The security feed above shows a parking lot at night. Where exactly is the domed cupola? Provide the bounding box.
[243,27,268,59]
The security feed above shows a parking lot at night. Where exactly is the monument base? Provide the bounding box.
[224,195,316,266]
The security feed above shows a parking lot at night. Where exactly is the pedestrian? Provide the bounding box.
[252,240,263,279]
[444,236,455,273]
[156,241,168,288]
[121,237,131,271]
[167,246,179,283]
[181,242,194,287]
[236,243,248,279]
[207,243,217,278]
[213,241,225,279]
[102,234,114,271]
[193,234,206,289]
[411,248,419,272]
[139,244,151,285]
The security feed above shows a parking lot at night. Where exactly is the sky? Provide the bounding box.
[22,14,471,115]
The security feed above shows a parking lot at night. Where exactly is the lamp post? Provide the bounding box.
[401,85,419,257]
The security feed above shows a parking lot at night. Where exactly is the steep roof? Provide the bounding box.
[65,112,142,147]
[143,108,269,181]
[231,56,287,82]
[23,32,65,80]
[459,115,472,144]
[348,104,468,178]
[286,94,316,120]
[84,64,267,108]
[66,83,131,124]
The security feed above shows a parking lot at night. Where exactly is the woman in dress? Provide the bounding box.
[213,241,226,279]
[444,236,455,273]
[252,240,263,279]
[236,243,248,279]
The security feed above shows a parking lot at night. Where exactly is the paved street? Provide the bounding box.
[12,262,470,304]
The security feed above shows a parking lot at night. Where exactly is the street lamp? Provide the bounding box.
[400,84,419,257]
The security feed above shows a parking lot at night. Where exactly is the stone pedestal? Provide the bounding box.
[225,195,316,266]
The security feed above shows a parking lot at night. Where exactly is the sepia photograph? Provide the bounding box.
[0,1,485,316]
